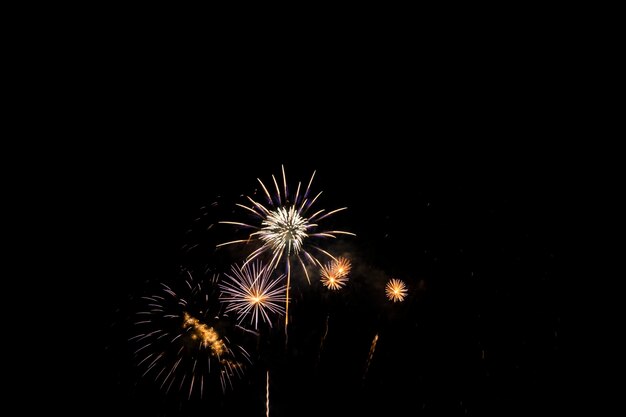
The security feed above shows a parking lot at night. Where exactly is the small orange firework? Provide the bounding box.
[385,278,408,302]
[320,257,352,290]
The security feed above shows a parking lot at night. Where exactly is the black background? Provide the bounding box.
[53,32,577,416]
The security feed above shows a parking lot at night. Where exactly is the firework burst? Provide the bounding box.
[320,256,352,290]
[385,278,408,302]
[218,260,286,330]
[130,272,252,398]
[217,165,355,284]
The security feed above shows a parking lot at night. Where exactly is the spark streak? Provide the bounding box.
[363,333,379,380]
[317,314,330,366]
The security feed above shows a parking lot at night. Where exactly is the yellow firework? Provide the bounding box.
[332,256,352,277]
[385,278,408,302]
[320,257,352,290]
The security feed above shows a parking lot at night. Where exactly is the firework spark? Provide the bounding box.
[385,278,408,302]
[131,272,252,398]
[218,260,286,330]
[320,256,352,290]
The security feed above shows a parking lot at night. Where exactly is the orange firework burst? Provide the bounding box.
[385,278,408,302]
[320,257,352,290]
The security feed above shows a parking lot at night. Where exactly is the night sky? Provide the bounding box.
[19,15,600,415]
[57,33,578,415]
[85,141,566,416]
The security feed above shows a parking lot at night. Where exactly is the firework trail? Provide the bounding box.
[266,370,270,417]
[385,278,408,302]
[130,272,252,398]
[317,314,330,367]
[218,260,286,330]
[363,333,379,381]
[217,165,355,339]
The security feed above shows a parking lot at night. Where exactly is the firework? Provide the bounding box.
[217,165,355,283]
[320,256,352,290]
[385,278,408,302]
[218,260,287,330]
[131,272,252,398]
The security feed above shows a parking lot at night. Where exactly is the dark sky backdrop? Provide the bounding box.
[62,35,576,415]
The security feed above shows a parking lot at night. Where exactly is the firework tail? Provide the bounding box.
[266,370,270,417]
[285,258,290,346]
[317,313,330,367]
[363,333,379,381]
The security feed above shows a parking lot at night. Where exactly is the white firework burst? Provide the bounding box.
[217,165,355,284]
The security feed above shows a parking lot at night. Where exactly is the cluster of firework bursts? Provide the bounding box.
[130,165,415,409]
[320,256,352,290]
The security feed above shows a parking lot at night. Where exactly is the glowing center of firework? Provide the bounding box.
[260,206,309,255]
[249,292,266,305]
[183,312,226,356]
